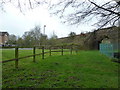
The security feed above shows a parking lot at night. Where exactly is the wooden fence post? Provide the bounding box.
[61,46,63,55]
[42,46,44,59]
[33,47,36,62]
[70,45,73,55]
[15,47,18,69]
[49,47,51,56]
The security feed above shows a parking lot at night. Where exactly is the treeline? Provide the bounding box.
[7,25,80,47]
[7,25,58,47]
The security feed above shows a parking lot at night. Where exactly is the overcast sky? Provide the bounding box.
[0,1,106,38]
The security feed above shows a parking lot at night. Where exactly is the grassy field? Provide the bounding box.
[2,49,119,88]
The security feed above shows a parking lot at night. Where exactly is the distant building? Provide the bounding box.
[0,32,9,45]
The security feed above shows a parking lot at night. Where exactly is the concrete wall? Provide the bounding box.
[84,26,120,50]
[57,26,120,50]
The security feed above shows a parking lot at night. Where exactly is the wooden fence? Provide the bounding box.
[1,45,79,69]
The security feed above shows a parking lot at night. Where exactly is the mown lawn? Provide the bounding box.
[2,49,119,88]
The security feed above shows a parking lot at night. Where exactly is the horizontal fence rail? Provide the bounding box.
[1,45,79,69]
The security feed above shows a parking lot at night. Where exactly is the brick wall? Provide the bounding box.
[0,32,9,45]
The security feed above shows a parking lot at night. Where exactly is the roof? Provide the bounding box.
[0,32,9,36]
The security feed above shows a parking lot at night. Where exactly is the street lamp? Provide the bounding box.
[44,25,46,35]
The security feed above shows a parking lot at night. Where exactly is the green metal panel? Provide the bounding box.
[100,43,120,58]
[100,43,114,58]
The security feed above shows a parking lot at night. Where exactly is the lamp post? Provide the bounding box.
[43,25,46,46]
[43,25,46,35]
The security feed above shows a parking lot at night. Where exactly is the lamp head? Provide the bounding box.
[44,25,46,27]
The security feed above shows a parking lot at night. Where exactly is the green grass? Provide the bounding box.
[2,49,119,88]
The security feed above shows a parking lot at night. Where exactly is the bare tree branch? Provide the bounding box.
[88,0,120,16]
[29,0,33,9]
[49,0,120,28]
[0,0,120,28]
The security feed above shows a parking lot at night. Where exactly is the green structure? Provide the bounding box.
[100,43,120,59]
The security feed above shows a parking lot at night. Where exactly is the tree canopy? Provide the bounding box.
[68,32,76,39]
[7,25,59,47]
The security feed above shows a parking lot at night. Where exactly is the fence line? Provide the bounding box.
[1,45,79,68]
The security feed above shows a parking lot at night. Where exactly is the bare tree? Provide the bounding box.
[0,0,120,28]
[49,0,120,28]
[0,0,48,12]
